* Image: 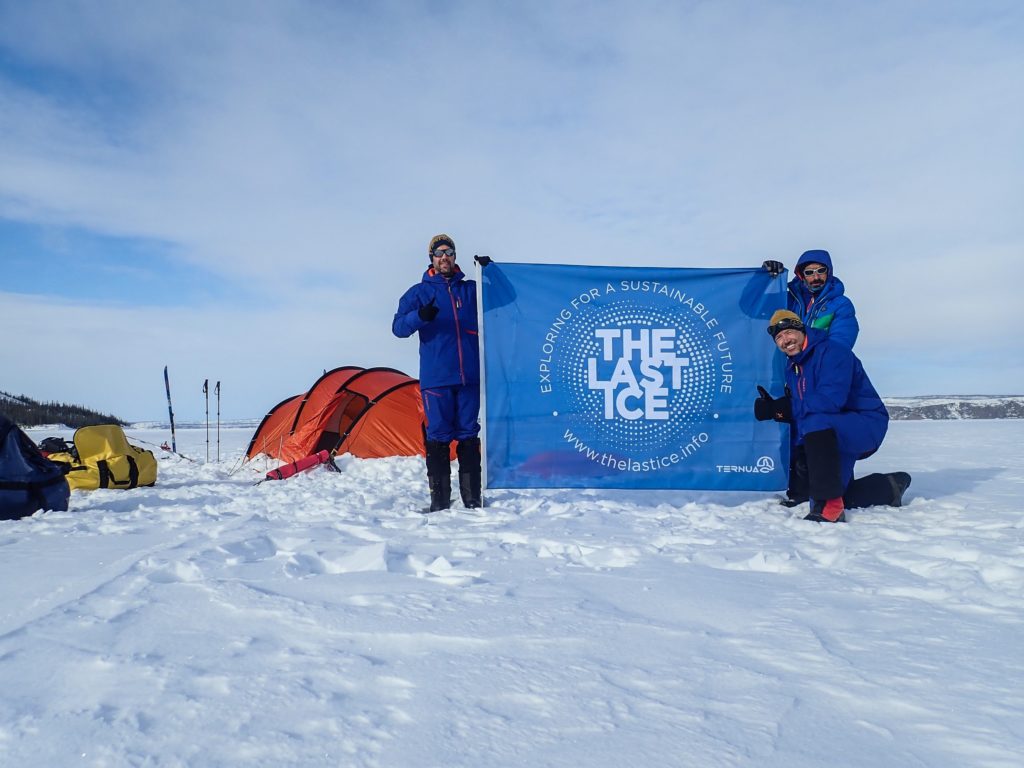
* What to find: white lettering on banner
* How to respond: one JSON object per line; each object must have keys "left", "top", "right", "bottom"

{"left": 539, "top": 308, "right": 574, "bottom": 392}
{"left": 569, "top": 288, "right": 601, "bottom": 309}
{"left": 713, "top": 330, "right": 733, "bottom": 394}
{"left": 563, "top": 428, "right": 710, "bottom": 471}
{"left": 529, "top": 275, "right": 743, "bottom": 480}
{"left": 716, "top": 456, "right": 775, "bottom": 473}
{"left": 587, "top": 328, "right": 689, "bottom": 419}
{"left": 618, "top": 281, "right": 721, "bottom": 330}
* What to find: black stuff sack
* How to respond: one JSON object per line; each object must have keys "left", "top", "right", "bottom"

{"left": 0, "top": 414, "right": 71, "bottom": 521}
{"left": 38, "top": 436, "right": 75, "bottom": 457}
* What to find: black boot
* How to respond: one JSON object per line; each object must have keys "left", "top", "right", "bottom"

{"left": 456, "top": 437, "right": 482, "bottom": 509}
{"left": 424, "top": 440, "right": 452, "bottom": 513}
{"left": 781, "top": 445, "right": 809, "bottom": 507}
{"left": 844, "top": 472, "right": 912, "bottom": 509}
{"left": 806, "top": 498, "right": 847, "bottom": 523}
{"left": 803, "top": 429, "right": 846, "bottom": 522}
{"left": 887, "top": 472, "right": 912, "bottom": 506}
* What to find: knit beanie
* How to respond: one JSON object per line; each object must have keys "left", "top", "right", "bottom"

{"left": 767, "top": 309, "right": 805, "bottom": 338}
{"left": 428, "top": 234, "right": 456, "bottom": 260}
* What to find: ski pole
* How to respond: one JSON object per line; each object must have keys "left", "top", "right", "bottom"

{"left": 203, "top": 378, "right": 210, "bottom": 461}
{"left": 215, "top": 380, "right": 221, "bottom": 463}
{"left": 163, "top": 366, "right": 178, "bottom": 453}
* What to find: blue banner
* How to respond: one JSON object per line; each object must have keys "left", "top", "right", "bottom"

{"left": 480, "top": 263, "right": 789, "bottom": 490}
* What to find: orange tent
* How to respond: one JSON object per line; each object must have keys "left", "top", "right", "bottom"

{"left": 246, "top": 367, "right": 427, "bottom": 464}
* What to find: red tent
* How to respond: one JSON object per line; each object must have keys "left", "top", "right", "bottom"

{"left": 246, "top": 367, "right": 427, "bottom": 464}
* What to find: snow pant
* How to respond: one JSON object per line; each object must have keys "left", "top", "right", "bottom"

{"left": 787, "top": 442, "right": 809, "bottom": 502}
{"left": 804, "top": 429, "right": 844, "bottom": 502}
{"left": 422, "top": 384, "right": 482, "bottom": 511}
{"left": 844, "top": 472, "right": 912, "bottom": 509}
{"left": 422, "top": 384, "right": 481, "bottom": 443}
{"left": 791, "top": 442, "right": 909, "bottom": 508}
{"left": 799, "top": 409, "right": 887, "bottom": 491}
{"left": 786, "top": 445, "right": 904, "bottom": 508}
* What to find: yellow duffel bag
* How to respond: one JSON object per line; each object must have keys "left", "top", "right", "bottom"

{"left": 48, "top": 425, "right": 157, "bottom": 491}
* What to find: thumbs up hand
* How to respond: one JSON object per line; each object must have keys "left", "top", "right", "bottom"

{"left": 418, "top": 297, "right": 439, "bottom": 322}
{"left": 754, "top": 385, "right": 792, "bottom": 423}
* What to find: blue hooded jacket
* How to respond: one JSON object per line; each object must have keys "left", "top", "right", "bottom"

{"left": 392, "top": 266, "right": 480, "bottom": 389}
{"left": 787, "top": 249, "right": 859, "bottom": 349}
{"left": 785, "top": 329, "right": 888, "bottom": 462}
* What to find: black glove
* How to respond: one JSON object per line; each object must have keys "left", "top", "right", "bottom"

{"left": 418, "top": 297, "right": 439, "bottom": 322}
{"left": 762, "top": 260, "right": 785, "bottom": 278}
{"left": 754, "top": 385, "right": 793, "bottom": 423}
{"left": 474, "top": 254, "right": 492, "bottom": 267}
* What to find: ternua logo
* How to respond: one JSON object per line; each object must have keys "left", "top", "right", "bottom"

{"left": 716, "top": 456, "right": 775, "bottom": 473}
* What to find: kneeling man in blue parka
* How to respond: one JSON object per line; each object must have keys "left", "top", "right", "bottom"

{"left": 755, "top": 310, "right": 911, "bottom": 523}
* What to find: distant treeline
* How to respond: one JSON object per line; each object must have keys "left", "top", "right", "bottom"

{"left": 0, "top": 390, "right": 127, "bottom": 428}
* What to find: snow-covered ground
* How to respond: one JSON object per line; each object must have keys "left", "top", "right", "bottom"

{"left": 3, "top": 421, "right": 1023, "bottom": 767}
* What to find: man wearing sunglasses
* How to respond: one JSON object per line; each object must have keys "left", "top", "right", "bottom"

{"left": 393, "top": 234, "right": 482, "bottom": 513}
{"left": 756, "top": 310, "right": 908, "bottom": 522}
{"left": 763, "top": 249, "right": 859, "bottom": 350}
{"left": 761, "top": 249, "right": 860, "bottom": 505}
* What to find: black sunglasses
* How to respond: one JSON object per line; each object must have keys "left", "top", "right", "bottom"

{"left": 432, "top": 247, "right": 455, "bottom": 259}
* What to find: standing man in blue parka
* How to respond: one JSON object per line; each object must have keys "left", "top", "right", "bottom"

{"left": 393, "top": 234, "right": 481, "bottom": 512}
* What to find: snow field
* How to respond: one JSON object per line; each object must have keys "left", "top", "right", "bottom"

{"left": 0, "top": 421, "right": 1021, "bottom": 767}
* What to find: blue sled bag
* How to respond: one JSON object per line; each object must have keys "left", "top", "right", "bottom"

{"left": 0, "top": 414, "right": 71, "bottom": 521}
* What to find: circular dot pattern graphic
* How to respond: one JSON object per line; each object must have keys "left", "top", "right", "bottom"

{"left": 554, "top": 299, "right": 717, "bottom": 455}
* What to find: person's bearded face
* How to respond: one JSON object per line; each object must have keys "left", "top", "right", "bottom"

{"left": 802, "top": 263, "right": 828, "bottom": 293}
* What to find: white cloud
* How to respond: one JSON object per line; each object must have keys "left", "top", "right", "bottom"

{"left": 0, "top": 291, "right": 420, "bottom": 421}
{"left": 1, "top": 0, "right": 1022, "bottom": 409}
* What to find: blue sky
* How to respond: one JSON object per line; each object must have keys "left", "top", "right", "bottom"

{"left": 1, "top": 0, "right": 1022, "bottom": 420}
{"left": 0, "top": 219, "right": 236, "bottom": 305}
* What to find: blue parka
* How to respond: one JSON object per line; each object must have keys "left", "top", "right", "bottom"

{"left": 392, "top": 266, "right": 480, "bottom": 389}
{"left": 788, "top": 249, "right": 859, "bottom": 349}
{"left": 785, "top": 328, "right": 888, "bottom": 486}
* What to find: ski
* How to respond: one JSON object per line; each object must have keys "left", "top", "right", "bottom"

{"left": 163, "top": 366, "right": 178, "bottom": 453}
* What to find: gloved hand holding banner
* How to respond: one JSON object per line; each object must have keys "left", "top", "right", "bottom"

{"left": 479, "top": 262, "right": 789, "bottom": 490}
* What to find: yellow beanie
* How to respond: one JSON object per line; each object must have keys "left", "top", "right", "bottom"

{"left": 428, "top": 233, "right": 455, "bottom": 258}
{"left": 767, "top": 309, "right": 804, "bottom": 338}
